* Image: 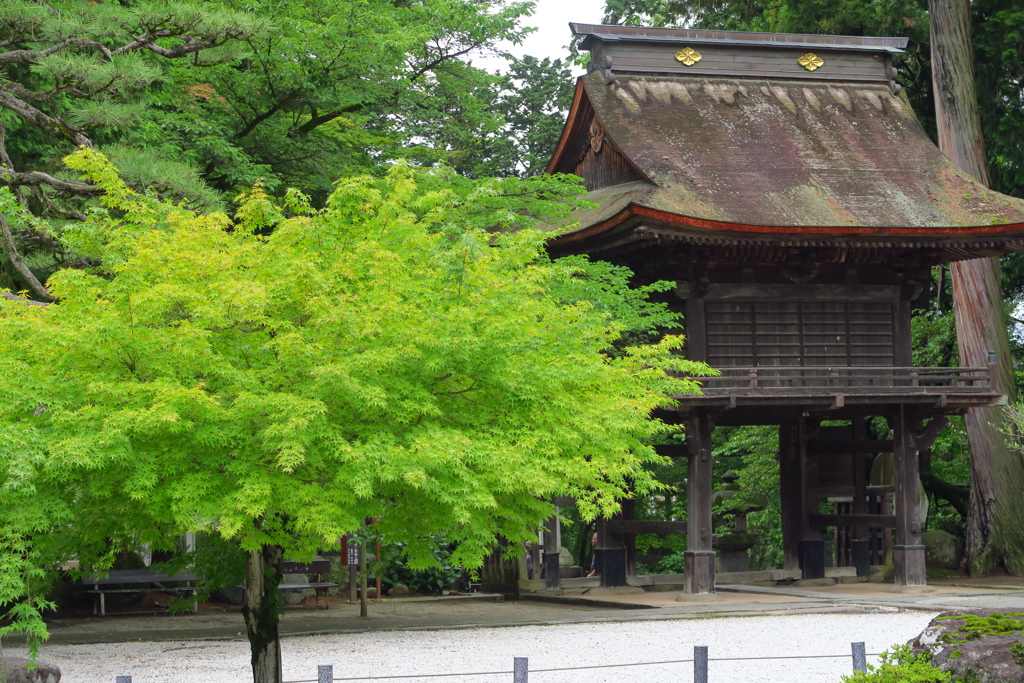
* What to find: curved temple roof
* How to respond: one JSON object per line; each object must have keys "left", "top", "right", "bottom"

{"left": 546, "top": 26, "right": 1024, "bottom": 260}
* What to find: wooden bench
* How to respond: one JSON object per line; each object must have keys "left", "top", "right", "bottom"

{"left": 82, "top": 569, "right": 200, "bottom": 616}
{"left": 278, "top": 560, "right": 338, "bottom": 610}
{"left": 84, "top": 560, "right": 338, "bottom": 615}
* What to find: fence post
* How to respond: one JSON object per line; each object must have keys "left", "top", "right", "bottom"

{"left": 115, "top": 677, "right": 131, "bottom": 683}
{"left": 319, "top": 664, "right": 333, "bottom": 683}
{"left": 851, "top": 642, "right": 867, "bottom": 672}
{"left": 694, "top": 645, "right": 708, "bottom": 683}
{"left": 513, "top": 656, "right": 528, "bottom": 683}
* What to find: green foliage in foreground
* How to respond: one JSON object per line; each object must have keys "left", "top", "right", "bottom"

{"left": 0, "top": 150, "right": 713, "bottom": 650}
{"left": 842, "top": 646, "right": 950, "bottom": 683}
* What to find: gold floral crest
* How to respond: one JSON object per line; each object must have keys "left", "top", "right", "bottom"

{"left": 798, "top": 53, "right": 824, "bottom": 71}
{"left": 675, "top": 47, "right": 702, "bottom": 66}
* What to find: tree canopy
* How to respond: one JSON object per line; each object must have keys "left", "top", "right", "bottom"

{"left": 0, "top": 149, "right": 711, "bottom": 680}
{"left": 0, "top": 0, "right": 554, "bottom": 297}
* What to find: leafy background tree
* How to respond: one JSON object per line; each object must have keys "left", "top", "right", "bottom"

{"left": 471, "top": 56, "right": 575, "bottom": 178}
{"left": 0, "top": 0, "right": 559, "bottom": 296}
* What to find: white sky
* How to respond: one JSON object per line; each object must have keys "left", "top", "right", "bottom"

{"left": 475, "top": 0, "right": 608, "bottom": 74}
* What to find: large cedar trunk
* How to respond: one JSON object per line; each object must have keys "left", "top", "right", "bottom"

{"left": 931, "top": 0, "right": 1024, "bottom": 575}
{"left": 244, "top": 545, "right": 285, "bottom": 683}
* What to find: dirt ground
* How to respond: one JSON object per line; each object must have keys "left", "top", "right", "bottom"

{"left": 26, "top": 569, "right": 1024, "bottom": 646}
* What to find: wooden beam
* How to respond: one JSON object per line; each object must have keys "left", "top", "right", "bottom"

{"left": 701, "top": 283, "right": 899, "bottom": 302}
{"left": 807, "top": 440, "right": 893, "bottom": 455}
{"left": 809, "top": 513, "right": 897, "bottom": 528}
{"left": 654, "top": 444, "right": 689, "bottom": 458}
{"left": 607, "top": 520, "right": 687, "bottom": 535}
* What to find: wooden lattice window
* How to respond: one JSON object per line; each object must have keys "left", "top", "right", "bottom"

{"left": 705, "top": 301, "right": 894, "bottom": 367}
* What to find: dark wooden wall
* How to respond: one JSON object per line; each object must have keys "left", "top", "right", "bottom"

{"left": 705, "top": 300, "right": 895, "bottom": 367}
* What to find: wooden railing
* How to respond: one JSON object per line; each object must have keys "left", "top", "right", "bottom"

{"left": 686, "top": 366, "right": 991, "bottom": 394}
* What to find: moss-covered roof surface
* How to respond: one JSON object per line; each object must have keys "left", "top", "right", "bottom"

{"left": 549, "top": 72, "right": 1024, "bottom": 243}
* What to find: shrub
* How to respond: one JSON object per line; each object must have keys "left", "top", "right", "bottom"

{"left": 376, "top": 539, "right": 461, "bottom": 596}
{"left": 841, "top": 646, "right": 950, "bottom": 683}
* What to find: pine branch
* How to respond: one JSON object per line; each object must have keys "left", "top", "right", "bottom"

{"left": 32, "top": 186, "right": 87, "bottom": 222}
{"left": 115, "top": 28, "right": 252, "bottom": 60}
{"left": 0, "top": 212, "right": 52, "bottom": 302}
{"left": 0, "top": 38, "right": 112, "bottom": 65}
{"left": 0, "top": 88, "right": 92, "bottom": 147}
{"left": 4, "top": 170, "right": 100, "bottom": 197}
{"left": 0, "top": 120, "right": 98, "bottom": 198}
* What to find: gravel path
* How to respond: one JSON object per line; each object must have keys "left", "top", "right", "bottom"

{"left": 11, "top": 611, "right": 937, "bottom": 683}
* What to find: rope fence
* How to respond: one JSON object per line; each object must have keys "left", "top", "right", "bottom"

{"left": 112, "top": 642, "right": 875, "bottom": 682}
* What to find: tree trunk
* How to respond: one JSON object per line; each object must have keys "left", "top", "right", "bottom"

{"left": 243, "top": 545, "right": 284, "bottom": 683}
{"left": 931, "top": 0, "right": 1024, "bottom": 576}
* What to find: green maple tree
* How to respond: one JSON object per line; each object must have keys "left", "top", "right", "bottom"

{"left": 0, "top": 149, "right": 711, "bottom": 682}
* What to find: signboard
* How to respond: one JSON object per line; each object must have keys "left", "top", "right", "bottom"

{"left": 346, "top": 543, "right": 360, "bottom": 567}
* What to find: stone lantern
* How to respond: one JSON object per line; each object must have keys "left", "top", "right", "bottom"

{"left": 712, "top": 471, "right": 768, "bottom": 573}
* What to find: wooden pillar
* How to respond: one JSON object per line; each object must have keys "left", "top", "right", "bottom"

{"left": 893, "top": 407, "right": 926, "bottom": 586}
{"left": 798, "top": 416, "right": 825, "bottom": 579}
{"left": 595, "top": 517, "right": 626, "bottom": 587}
{"left": 685, "top": 412, "right": 715, "bottom": 594}
{"left": 851, "top": 418, "right": 871, "bottom": 577}
{"left": 778, "top": 421, "right": 802, "bottom": 571}
{"left": 543, "top": 514, "right": 560, "bottom": 590}
{"left": 620, "top": 498, "right": 637, "bottom": 578}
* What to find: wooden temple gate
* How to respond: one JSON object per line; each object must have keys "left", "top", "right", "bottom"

{"left": 540, "top": 23, "right": 1024, "bottom": 593}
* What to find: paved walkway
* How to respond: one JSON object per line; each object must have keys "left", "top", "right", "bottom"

{"left": 25, "top": 575, "right": 1024, "bottom": 645}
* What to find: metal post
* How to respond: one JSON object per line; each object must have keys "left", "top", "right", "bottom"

{"left": 852, "top": 642, "right": 867, "bottom": 672}
{"left": 694, "top": 645, "right": 708, "bottom": 683}
{"left": 115, "top": 677, "right": 132, "bottom": 683}
{"left": 513, "top": 656, "right": 528, "bottom": 683}
{"left": 318, "top": 664, "right": 333, "bottom": 683}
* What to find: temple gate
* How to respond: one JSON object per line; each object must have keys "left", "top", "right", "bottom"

{"left": 544, "top": 24, "right": 1024, "bottom": 593}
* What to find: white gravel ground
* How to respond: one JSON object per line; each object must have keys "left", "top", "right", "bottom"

{"left": 12, "top": 612, "right": 937, "bottom": 683}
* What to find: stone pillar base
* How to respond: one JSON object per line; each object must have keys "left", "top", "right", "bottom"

{"left": 684, "top": 550, "right": 716, "bottom": 594}
{"left": 893, "top": 545, "right": 926, "bottom": 587}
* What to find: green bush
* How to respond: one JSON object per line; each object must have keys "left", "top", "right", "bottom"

{"left": 842, "top": 646, "right": 950, "bottom": 683}
{"left": 376, "top": 539, "right": 461, "bottom": 596}
{"left": 636, "top": 550, "right": 687, "bottom": 575}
